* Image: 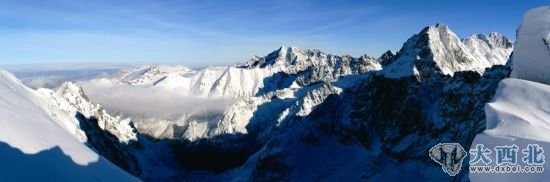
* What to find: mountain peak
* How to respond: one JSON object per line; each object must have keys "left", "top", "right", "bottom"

{"left": 238, "top": 46, "right": 316, "bottom": 69}
{"left": 57, "top": 82, "right": 85, "bottom": 95}
{"left": 378, "top": 50, "right": 396, "bottom": 66}
{"left": 434, "top": 23, "right": 449, "bottom": 29}
{"left": 420, "top": 23, "right": 452, "bottom": 36}
{"left": 487, "top": 32, "right": 513, "bottom": 48}
{"left": 381, "top": 23, "right": 511, "bottom": 79}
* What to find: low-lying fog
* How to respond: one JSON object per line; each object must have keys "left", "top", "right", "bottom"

{"left": 79, "top": 80, "right": 234, "bottom": 120}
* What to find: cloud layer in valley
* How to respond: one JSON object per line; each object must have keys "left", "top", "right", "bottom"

{"left": 79, "top": 80, "right": 234, "bottom": 119}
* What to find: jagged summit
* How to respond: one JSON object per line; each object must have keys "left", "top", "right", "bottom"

{"left": 56, "top": 82, "right": 90, "bottom": 101}
{"left": 238, "top": 45, "right": 320, "bottom": 69}
{"left": 464, "top": 32, "right": 513, "bottom": 49}
{"left": 377, "top": 50, "right": 396, "bottom": 66}
{"left": 488, "top": 32, "right": 513, "bottom": 48}
{"left": 381, "top": 23, "right": 512, "bottom": 79}
{"left": 238, "top": 46, "right": 381, "bottom": 72}
{"left": 39, "top": 81, "right": 138, "bottom": 144}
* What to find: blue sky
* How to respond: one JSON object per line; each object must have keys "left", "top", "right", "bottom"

{"left": 0, "top": 0, "right": 547, "bottom": 67}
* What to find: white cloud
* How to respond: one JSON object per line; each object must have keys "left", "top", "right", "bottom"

{"left": 79, "top": 80, "right": 234, "bottom": 119}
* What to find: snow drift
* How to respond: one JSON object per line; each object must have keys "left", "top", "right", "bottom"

{"left": 511, "top": 6, "right": 550, "bottom": 84}
{"left": 484, "top": 79, "right": 550, "bottom": 141}
{"left": 471, "top": 79, "right": 550, "bottom": 181}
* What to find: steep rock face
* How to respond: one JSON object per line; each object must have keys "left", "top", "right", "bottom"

{"left": 76, "top": 113, "right": 143, "bottom": 176}
{"left": 377, "top": 50, "right": 397, "bottom": 66}
{"left": 39, "top": 82, "right": 138, "bottom": 143}
{"left": 38, "top": 82, "right": 143, "bottom": 176}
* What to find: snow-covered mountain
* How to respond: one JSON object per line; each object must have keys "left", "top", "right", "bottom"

{"left": 105, "top": 64, "right": 271, "bottom": 98}
{"left": 204, "top": 24, "right": 513, "bottom": 181}
{"left": 0, "top": 69, "right": 137, "bottom": 181}
{"left": 202, "top": 23, "right": 513, "bottom": 141}
{"left": 99, "top": 45, "right": 382, "bottom": 99}
{"left": 381, "top": 23, "right": 512, "bottom": 78}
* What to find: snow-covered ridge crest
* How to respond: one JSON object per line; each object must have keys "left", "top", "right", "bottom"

{"left": 38, "top": 82, "right": 138, "bottom": 143}
{"left": 463, "top": 32, "right": 513, "bottom": 66}
{"left": 382, "top": 23, "right": 513, "bottom": 78}
{"left": 240, "top": 45, "right": 382, "bottom": 74}
{"left": 118, "top": 64, "right": 194, "bottom": 85}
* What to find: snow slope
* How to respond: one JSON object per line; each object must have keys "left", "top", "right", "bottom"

{"left": 0, "top": 69, "right": 136, "bottom": 181}
{"left": 511, "top": 6, "right": 550, "bottom": 84}
{"left": 470, "top": 79, "right": 550, "bottom": 181}
{"left": 484, "top": 79, "right": 550, "bottom": 141}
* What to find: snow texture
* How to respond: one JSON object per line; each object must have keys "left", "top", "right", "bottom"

{"left": 511, "top": 6, "right": 550, "bottom": 84}
{"left": 471, "top": 79, "right": 550, "bottom": 181}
